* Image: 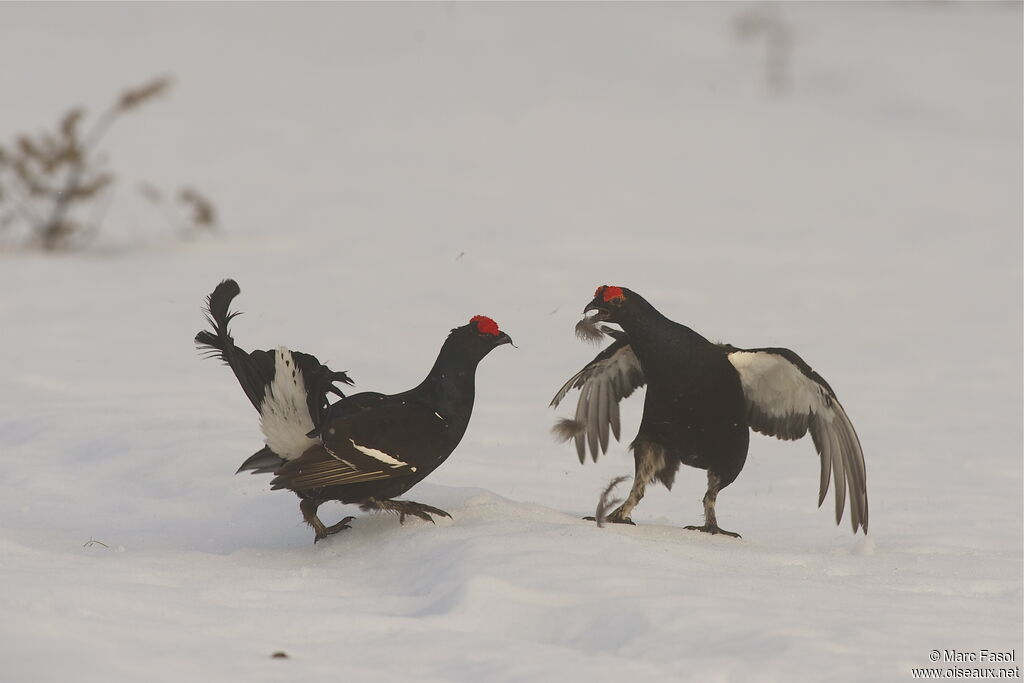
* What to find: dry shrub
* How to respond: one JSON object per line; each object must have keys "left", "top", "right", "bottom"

{"left": 0, "top": 76, "right": 218, "bottom": 251}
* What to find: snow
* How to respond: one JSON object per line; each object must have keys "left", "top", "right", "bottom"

{"left": 0, "top": 2, "right": 1021, "bottom": 681}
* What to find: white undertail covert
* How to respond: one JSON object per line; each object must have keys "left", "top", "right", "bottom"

{"left": 259, "top": 347, "right": 317, "bottom": 460}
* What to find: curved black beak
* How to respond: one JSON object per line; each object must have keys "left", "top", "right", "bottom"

{"left": 496, "top": 331, "right": 516, "bottom": 348}
{"left": 583, "top": 299, "right": 612, "bottom": 322}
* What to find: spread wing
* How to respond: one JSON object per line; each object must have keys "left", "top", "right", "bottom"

{"left": 725, "top": 345, "right": 868, "bottom": 533}
{"left": 550, "top": 332, "right": 646, "bottom": 463}
{"left": 270, "top": 400, "right": 444, "bottom": 492}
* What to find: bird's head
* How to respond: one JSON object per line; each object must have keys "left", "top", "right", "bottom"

{"left": 584, "top": 285, "right": 632, "bottom": 325}
{"left": 447, "top": 315, "right": 515, "bottom": 360}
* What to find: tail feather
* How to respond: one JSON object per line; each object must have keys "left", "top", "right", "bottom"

{"left": 195, "top": 278, "right": 357, "bottom": 465}
{"left": 195, "top": 279, "right": 275, "bottom": 412}
{"left": 236, "top": 446, "right": 284, "bottom": 475}
{"left": 288, "top": 351, "right": 355, "bottom": 430}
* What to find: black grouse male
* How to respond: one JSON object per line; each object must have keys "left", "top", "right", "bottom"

{"left": 551, "top": 285, "right": 867, "bottom": 537}
{"left": 196, "top": 279, "right": 513, "bottom": 542}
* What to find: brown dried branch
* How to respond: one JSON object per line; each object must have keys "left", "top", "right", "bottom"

{"left": 118, "top": 76, "right": 173, "bottom": 112}
{"left": 17, "top": 136, "right": 40, "bottom": 161}
{"left": 732, "top": 6, "right": 793, "bottom": 96}
{"left": 0, "top": 74, "right": 215, "bottom": 251}
{"left": 12, "top": 158, "right": 51, "bottom": 197}
{"left": 73, "top": 172, "right": 114, "bottom": 200}
{"left": 178, "top": 187, "right": 216, "bottom": 229}
{"left": 60, "top": 108, "right": 84, "bottom": 141}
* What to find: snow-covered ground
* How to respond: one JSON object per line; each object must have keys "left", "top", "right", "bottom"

{"left": 1, "top": 3, "right": 1021, "bottom": 681}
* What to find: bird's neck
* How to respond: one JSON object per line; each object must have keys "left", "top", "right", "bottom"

{"left": 618, "top": 300, "right": 709, "bottom": 361}
{"left": 412, "top": 343, "right": 479, "bottom": 425}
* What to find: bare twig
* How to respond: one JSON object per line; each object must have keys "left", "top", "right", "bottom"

{"left": 1, "top": 75, "right": 175, "bottom": 250}
{"left": 733, "top": 6, "right": 793, "bottom": 96}
{"left": 178, "top": 187, "right": 217, "bottom": 232}
{"left": 118, "top": 76, "right": 172, "bottom": 112}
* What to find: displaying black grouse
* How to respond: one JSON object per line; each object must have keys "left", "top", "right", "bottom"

{"left": 551, "top": 286, "right": 867, "bottom": 537}
{"left": 196, "top": 279, "right": 513, "bottom": 542}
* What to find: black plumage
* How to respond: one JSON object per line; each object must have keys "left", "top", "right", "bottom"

{"left": 551, "top": 286, "right": 868, "bottom": 537}
{"left": 196, "top": 279, "right": 512, "bottom": 542}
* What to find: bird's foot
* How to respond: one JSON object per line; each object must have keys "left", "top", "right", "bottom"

{"left": 683, "top": 523, "right": 741, "bottom": 538}
{"left": 312, "top": 516, "right": 356, "bottom": 543}
{"left": 584, "top": 512, "right": 636, "bottom": 526}
{"left": 396, "top": 502, "right": 452, "bottom": 525}
{"left": 362, "top": 498, "right": 452, "bottom": 525}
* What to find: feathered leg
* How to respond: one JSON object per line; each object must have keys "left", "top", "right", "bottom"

{"left": 587, "top": 442, "right": 664, "bottom": 525}
{"left": 300, "top": 498, "right": 354, "bottom": 543}
{"left": 684, "top": 471, "right": 741, "bottom": 538}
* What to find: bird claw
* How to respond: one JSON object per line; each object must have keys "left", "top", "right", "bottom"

{"left": 584, "top": 514, "right": 635, "bottom": 526}
{"left": 417, "top": 505, "right": 452, "bottom": 524}
{"left": 394, "top": 503, "right": 451, "bottom": 525}
{"left": 313, "top": 516, "right": 356, "bottom": 543}
{"left": 683, "top": 523, "right": 741, "bottom": 538}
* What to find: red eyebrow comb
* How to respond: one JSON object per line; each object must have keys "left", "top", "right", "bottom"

{"left": 470, "top": 315, "right": 500, "bottom": 336}
{"left": 595, "top": 286, "right": 625, "bottom": 302}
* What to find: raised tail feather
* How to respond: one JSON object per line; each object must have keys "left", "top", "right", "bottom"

{"left": 195, "top": 279, "right": 275, "bottom": 412}
{"left": 195, "top": 278, "right": 355, "bottom": 433}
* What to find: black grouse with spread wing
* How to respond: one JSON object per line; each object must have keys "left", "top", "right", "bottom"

{"left": 551, "top": 285, "right": 867, "bottom": 537}
{"left": 196, "top": 279, "right": 512, "bottom": 542}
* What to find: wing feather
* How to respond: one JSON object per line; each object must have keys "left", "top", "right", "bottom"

{"left": 609, "top": 394, "right": 621, "bottom": 442}
{"left": 270, "top": 439, "right": 416, "bottom": 491}
{"left": 572, "top": 387, "right": 588, "bottom": 463}
{"left": 728, "top": 347, "right": 868, "bottom": 533}
{"left": 551, "top": 335, "right": 646, "bottom": 462}
{"left": 269, "top": 401, "right": 435, "bottom": 492}
{"left": 827, "top": 426, "right": 847, "bottom": 526}
{"left": 271, "top": 454, "right": 392, "bottom": 490}
{"left": 596, "top": 380, "right": 610, "bottom": 453}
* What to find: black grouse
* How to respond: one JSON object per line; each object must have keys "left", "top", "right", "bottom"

{"left": 196, "top": 279, "right": 513, "bottom": 542}
{"left": 551, "top": 285, "right": 867, "bottom": 537}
